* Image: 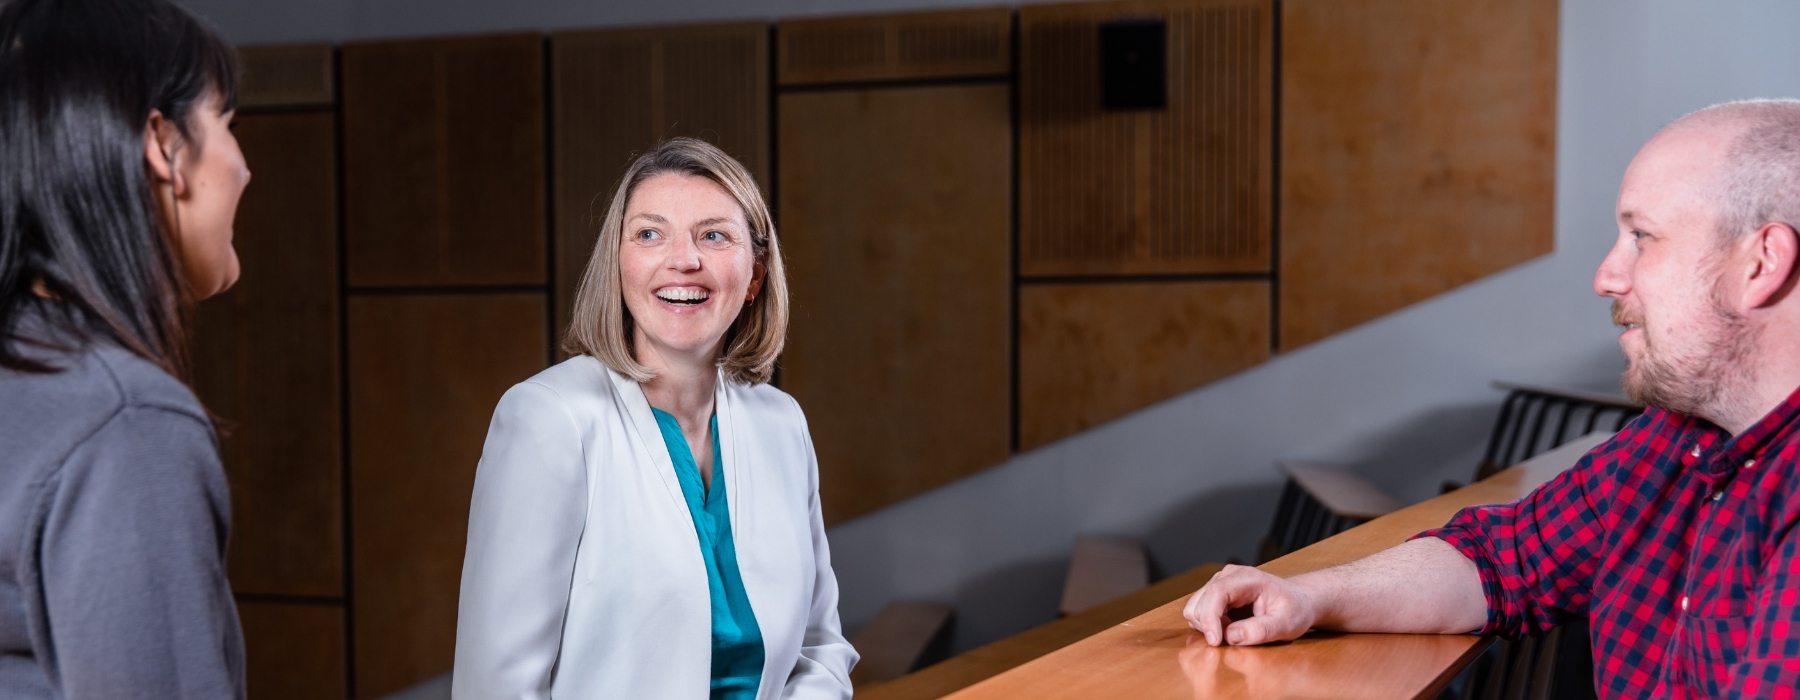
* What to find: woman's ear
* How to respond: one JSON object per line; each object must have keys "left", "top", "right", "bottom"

{"left": 747, "top": 257, "right": 766, "bottom": 302}
{"left": 142, "top": 109, "right": 186, "bottom": 197}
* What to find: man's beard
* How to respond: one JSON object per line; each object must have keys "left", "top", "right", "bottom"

{"left": 1614, "top": 284, "right": 1757, "bottom": 417}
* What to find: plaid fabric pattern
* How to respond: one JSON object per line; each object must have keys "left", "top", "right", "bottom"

{"left": 1417, "top": 385, "right": 1800, "bottom": 699}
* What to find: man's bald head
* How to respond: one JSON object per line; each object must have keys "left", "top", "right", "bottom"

{"left": 1662, "top": 99, "right": 1800, "bottom": 246}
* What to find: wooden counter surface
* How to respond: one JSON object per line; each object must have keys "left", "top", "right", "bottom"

{"left": 939, "top": 431, "right": 1610, "bottom": 700}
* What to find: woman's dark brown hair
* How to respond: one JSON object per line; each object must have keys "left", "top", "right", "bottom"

{"left": 0, "top": 0, "right": 240, "bottom": 378}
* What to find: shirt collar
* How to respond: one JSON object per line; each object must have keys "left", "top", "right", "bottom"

{"left": 1665, "top": 382, "right": 1800, "bottom": 481}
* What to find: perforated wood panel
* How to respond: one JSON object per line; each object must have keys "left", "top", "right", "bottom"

{"left": 190, "top": 112, "right": 342, "bottom": 598}
{"left": 238, "top": 44, "right": 335, "bottom": 108}
{"left": 778, "top": 7, "right": 1011, "bottom": 85}
{"left": 1018, "top": 281, "right": 1269, "bottom": 450}
{"left": 779, "top": 84, "right": 1011, "bottom": 524}
{"left": 237, "top": 601, "right": 346, "bottom": 700}
{"left": 342, "top": 34, "right": 545, "bottom": 287}
{"left": 1019, "top": 0, "right": 1272, "bottom": 277}
{"left": 552, "top": 23, "right": 768, "bottom": 337}
{"left": 348, "top": 294, "right": 547, "bottom": 697}
{"left": 1278, "top": 0, "right": 1556, "bottom": 351}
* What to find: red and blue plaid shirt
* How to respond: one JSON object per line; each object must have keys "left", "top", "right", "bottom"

{"left": 1419, "top": 384, "right": 1800, "bottom": 699}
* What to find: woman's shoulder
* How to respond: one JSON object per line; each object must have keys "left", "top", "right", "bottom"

{"left": 496, "top": 354, "right": 625, "bottom": 420}
{"left": 0, "top": 342, "right": 215, "bottom": 504}
{"left": 724, "top": 379, "right": 808, "bottom": 432}
{"left": 727, "top": 379, "right": 806, "bottom": 417}
{"left": 5, "top": 340, "right": 208, "bottom": 432}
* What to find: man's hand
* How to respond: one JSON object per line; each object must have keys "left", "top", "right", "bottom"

{"left": 1183, "top": 564, "right": 1320, "bottom": 646}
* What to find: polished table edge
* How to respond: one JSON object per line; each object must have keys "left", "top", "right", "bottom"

{"left": 856, "top": 562, "right": 1229, "bottom": 700}
{"left": 928, "top": 433, "right": 1609, "bottom": 699}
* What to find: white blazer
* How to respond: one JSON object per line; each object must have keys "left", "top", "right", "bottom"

{"left": 453, "top": 356, "right": 858, "bottom": 699}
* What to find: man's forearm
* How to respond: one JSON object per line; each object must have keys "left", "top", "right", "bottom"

{"left": 1291, "top": 537, "right": 1488, "bottom": 635}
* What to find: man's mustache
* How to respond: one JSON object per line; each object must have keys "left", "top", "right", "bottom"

{"left": 1611, "top": 300, "right": 1643, "bottom": 328}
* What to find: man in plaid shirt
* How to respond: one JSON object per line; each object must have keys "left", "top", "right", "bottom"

{"left": 1183, "top": 99, "right": 1800, "bottom": 698}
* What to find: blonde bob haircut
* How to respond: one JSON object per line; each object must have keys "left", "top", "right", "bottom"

{"left": 563, "top": 137, "right": 787, "bottom": 385}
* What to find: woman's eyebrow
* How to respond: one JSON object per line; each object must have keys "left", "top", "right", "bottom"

{"left": 631, "top": 213, "right": 670, "bottom": 225}
{"left": 692, "top": 216, "right": 737, "bottom": 228}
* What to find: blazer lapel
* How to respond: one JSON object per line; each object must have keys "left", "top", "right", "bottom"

{"left": 715, "top": 369, "right": 745, "bottom": 536}
{"left": 607, "top": 368, "right": 688, "bottom": 510}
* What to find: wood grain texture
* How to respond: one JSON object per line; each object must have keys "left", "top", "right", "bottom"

{"left": 1018, "top": 281, "right": 1269, "bottom": 451}
{"left": 1277, "top": 0, "right": 1557, "bottom": 351}
{"left": 191, "top": 112, "right": 342, "bottom": 597}
{"left": 859, "top": 564, "right": 1225, "bottom": 700}
{"left": 342, "top": 34, "right": 546, "bottom": 287}
{"left": 238, "top": 44, "right": 335, "bottom": 108}
{"left": 939, "top": 433, "right": 1607, "bottom": 700}
{"left": 1019, "top": 0, "right": 1272, "bottom": 277}
{"left": 347, "top": 294, "right": 548, "bottom": 697}
{"left": 777, "top": 7, "right": 1011, "bottom": 85}
{"left": 551, "top": 23, "right": 769, "bottom": 339}
{"left": 237, "top": 601, "right": 346, "bottom": 700}
{"left": 778, "top": 84, "right": 1011, "bottom": 524}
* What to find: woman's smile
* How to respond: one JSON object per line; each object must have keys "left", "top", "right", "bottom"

{"left": 653, "top": 284, "right": 713, "bottom": 308}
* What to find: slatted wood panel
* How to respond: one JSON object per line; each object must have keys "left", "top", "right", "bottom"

{"left": 1018, "top": 281, "right": 1269, "bottom": 450}
{"left": 779, "top": 84, "right": 1011, "bottom": 524}
{"left": 778, "top": 7, "right": 1011, "bottom": 85}
{"left": 348, "top": 294, "right": 547, "bottom": 697}
{"left": 1278, "top": 0, "right": 1557, "bottom": 351}
{"left": 342, "top": 34, "right": 546, "bottom": 287}
{"left": 191, "top": 111, "right": 342, "bottom": 597}
{"left": 238, "top": 601, "right": 346, "bottom": 700}
{"left": 238, "top": 44, "right": 335, "bottom": 108}
{"left": 551, "top": 23, "right": 769, "bottom": 338}
{"left": 1019, "top": 0, "right": 1272, "bottom": 277}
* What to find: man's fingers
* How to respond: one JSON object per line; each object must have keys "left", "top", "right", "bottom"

{"left": 1225, "top": 617, "right": 1261, "bottom": 645}
{"left": 1185, "top": 566, "right": 1263, "bottom": 645}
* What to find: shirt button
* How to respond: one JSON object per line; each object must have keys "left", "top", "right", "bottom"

{"left": 1691, "top": 445, "right": 1703, "bottom": 458}
{"left": 1681, "top": 596, "right": 1690, "bottom": 611}
{"left": 1711, "top": 490, "right": 1725, "bottom": 502}
{"left": 1746, "top": 459, "right": 1756, "bottom": 469}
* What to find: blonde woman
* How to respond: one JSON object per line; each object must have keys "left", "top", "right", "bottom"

{"left": 453, "top": 138, "right": 856, "bottom": 699}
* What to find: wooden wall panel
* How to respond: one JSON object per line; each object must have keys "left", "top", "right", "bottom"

{"left": 551, "top": 23, "right": 768, "bottom": 337}
{"left": 238, "top": 602, "right": 346, "bottom": 700}
{"left": 342, "top": 35, "right": 545, "bottom": 287}
{"left": 1278, "top": 0, "right": 1556, "bottom": 351}
{"left": 191, "top": 112, "right": 341, "bottom": 597}
{"left": 1019, "top": 0, "right": 1272, "bottom": 277}
{"left": 347, "top": 294, "right": 547, "bottom": 697}
{"left": 1018, "top": 281, "right": 1269, "bottom": 450}
{"left": 779, "top": 85, "right": 1011, "bottom": 524}
{"left": 777, "top": 7, "right": 1011, "bottom": 85}
{"left": 238, "top": 44, "right": 335, "bottom": 108}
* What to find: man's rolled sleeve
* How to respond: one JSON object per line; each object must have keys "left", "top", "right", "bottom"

{"left": 1412, "top": 454, "right": 1609, "bottom": 639}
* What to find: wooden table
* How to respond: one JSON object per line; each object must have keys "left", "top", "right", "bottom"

{"left": 937, "top": 431, "right": 1611, "bottom": 700}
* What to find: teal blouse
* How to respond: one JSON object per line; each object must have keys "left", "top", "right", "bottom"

{"left": 651, "top": 409, "right": 765, "bottom": 700}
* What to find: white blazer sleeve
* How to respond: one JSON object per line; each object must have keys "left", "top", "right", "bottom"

{"left": 782, "top": 416, "right": 859, "bottom": 699}
{"left": 454, "top": 381, "right": 589, "bottom": 700}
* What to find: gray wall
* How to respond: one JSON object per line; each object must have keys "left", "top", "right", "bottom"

{"left": 187, "top": 0, "right": 1800, "bottom": 653}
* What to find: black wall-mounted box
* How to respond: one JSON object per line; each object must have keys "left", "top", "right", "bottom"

{"left": 1100, "top": 17, "right": 1167, "bottom": 111}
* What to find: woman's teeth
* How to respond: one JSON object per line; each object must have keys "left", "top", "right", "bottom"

{"left": 655, "top": 288, "right": 710, "bottom": 305}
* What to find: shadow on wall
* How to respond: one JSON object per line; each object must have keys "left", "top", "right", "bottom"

{"left": 1143, "top": 481, "right": 1284, "bottom": 578}
{"left": 1333, "top": 401, "right": 1503, "bottom": 505}
{"left": 947, "top": 556, "right": 1069, "bottom": 652}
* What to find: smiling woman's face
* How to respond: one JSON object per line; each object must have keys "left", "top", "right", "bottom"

{"left": 618, "top": 172, "right": 765, "bottom": 368}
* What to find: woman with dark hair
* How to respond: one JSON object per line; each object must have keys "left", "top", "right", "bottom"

{"left": 0, "top": 0, "right": 250, "bottom": 696}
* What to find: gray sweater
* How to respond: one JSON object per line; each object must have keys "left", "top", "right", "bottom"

{"left": 0, "top": 315, "right": 245, "bottom": 698}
